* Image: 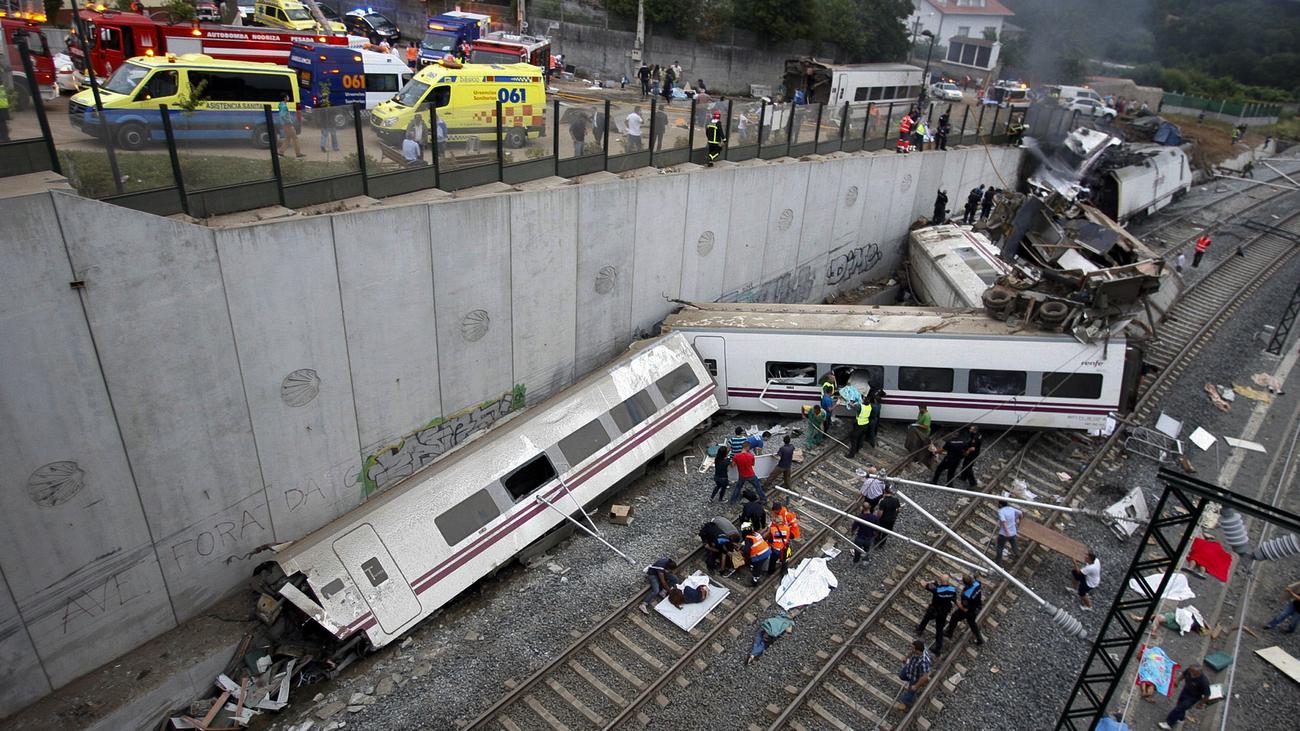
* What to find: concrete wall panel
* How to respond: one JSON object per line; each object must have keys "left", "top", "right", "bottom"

{"left": 510, "top": 188, "right": 578, "bottom": 402}
{"left": 912, "top": 151, "right": 948, "bottom": 223}
{"left": 430, "top": 196, "right": 514, "bottom": 412}
{"left": 816, "top": 156, "right": 875, "bottom": 299}
{"left": 0, "top": 581, "right": 49, "bottom": 712}
{"left": 721, "top": 166, "right": 773, "bottom": 297}
{"left": 334, "top": 206, "right": 441, "bottom": 455}
{"left": 577, "top": 180, "right": 636, "bottom": 372}
{"left": 216, "top": 219, "right": 363, "bottom": 540}
{"left": 53, "top": 193, "right": 269, "bottom": 620}
{"left": 760, "top": 162, "right": 810, "bottom": 281}
{"left": 677, "top": 170, "right": 732, "bottom": 302}
{"left": 629, "top": 174, "right": 688, "bottom": 334}
{"left": 883, "top": 153, "right": 926, "bottom": 267}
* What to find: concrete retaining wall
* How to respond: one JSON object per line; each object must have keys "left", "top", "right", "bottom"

{"left": 0, "top": 145, "right": 1022, "bottom": 718}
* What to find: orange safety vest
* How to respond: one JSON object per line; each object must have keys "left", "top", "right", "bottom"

{"left": 1196, "top": 235, "right": 1212, "bottom": 253}
{"left": 900, "top": 115, "right": 913, "bottom": 135}
{"left": 747, "top": 532, "right": 771, "bottom": 558}
{"left": 776, "top": 507, "right": 802, "bottom": 540}
{"left": 770, "top": 519, "right": 790, "bottom": 551}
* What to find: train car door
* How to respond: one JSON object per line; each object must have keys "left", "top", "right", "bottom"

{"left": 692, "top": 336, "right": 727, "bottom": 406}
{"left": 332, "top": 524, "right": 422, "bottom": 634}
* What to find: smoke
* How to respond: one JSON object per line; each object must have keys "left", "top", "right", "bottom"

{"left": 1001, "top": 0, "right": 1156, "bottom": 82}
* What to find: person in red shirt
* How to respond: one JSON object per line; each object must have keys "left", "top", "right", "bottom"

{"left": 1193, "top": 234, "right": 1212, "bottom": 268}
{"left": 728, "top": 442, "right": 765, "bottom": 504}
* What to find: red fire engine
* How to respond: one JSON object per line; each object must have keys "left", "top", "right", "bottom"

{"left": 466, "top": 31, "right": 550, "bottom": 69}
{"left": 68, "top": 8, "right": 349, "bottom": 80}
{"left": 1, "top": 11, "right": 56, "bottom": 106}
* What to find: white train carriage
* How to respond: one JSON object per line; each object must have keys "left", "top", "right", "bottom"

{"left": 1099, "top": 146, "right": 1192, "bottom": 223}
{"left": 266, "top": 333, "right": 718, "bottom": 649}
{"left": 664, "top": 303, "right": 1137, "bottom": 431}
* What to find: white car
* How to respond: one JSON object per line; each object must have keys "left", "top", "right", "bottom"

{"left": 929, "top": 82, "right": 964, "bottom": 102}
{"left": 1067, "top": 98, "right": 1117, "bottom": 120}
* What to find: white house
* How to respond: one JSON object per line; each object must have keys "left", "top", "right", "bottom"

{"left": 906, "top": 0, "right": 1015, "bottom": 72}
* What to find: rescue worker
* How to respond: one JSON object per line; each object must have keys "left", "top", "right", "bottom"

{"left": 737, "top": 489, "right": 767, "bottom": 531}
{"left": 705, "top": 110, "right": 727, "bottom": 166}
{"left": 936, "top": 111, "right": 951, "bottom": 151}
{"left": 405, "top": 41, "right": 418, "bottom": 66}
{"left": 0, "top": 81, "right": 10, "bottom": 143}
{"left": 916, "top": 575, "right": 958, "bottom": 655}
{"left": 819, "top": 373, "right": 838, "bottom": 433}
{"left": 864, "top": 388, "right": 884, "bottom": 449}
{"left": 958, "top": 425, "right": 982, "bottom": 487}
{"left": 847, "top": 397, "right": 873, "bottom": 459}
{"left": 1007, "top": 114, "right": 1027, "bottom": 146}
{"left": 767, "top": 503, "right": 801, "bottom": 576}
{"left": 742, "top": 523, "right": 772, "bottom": 586}
{"left": 965, "top": 185, "right": 982, "bottom": 226}
{"left": 1193, "top": 233, "right": 1212, "bottom": 268}
{"left": 897, "top": 110, "right": 913, "bottom": 153}
{"left": 980, "top": 186, "right": 997, "bottom": 219}
{"left": 698, "top": 517, "right": 738, "bottom": 574}
{"left": 912, "top": 114, "right": 927, "bottom": 152}
{"left": 945, "top": 574, "right": 984, "bottom": 645}
{"left": 932, "top": 433, "right": 967, "bottom": 486}
{"left": 932, "top": 189, "right": 948, "bottom": 224}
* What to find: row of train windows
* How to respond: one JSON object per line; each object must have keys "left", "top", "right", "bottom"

{"left": 765, "top": 362, "right": 1104, "bottom": 400}
{"left": 432, "top": 363, "right": 701, "bottom": 547}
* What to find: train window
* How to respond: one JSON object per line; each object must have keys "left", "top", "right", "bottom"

{"left": 832, "top": 365, "right": 884, "bottom": 392}
{"left": 320, "top": 578, "right": 344, "bottom": 600}
{"left": 435, "top": 489, "right": 501, "bottom": 546}
{"left": 702, "top": 359, "right": 718, "bottom": 377}
{"left": 766, "top": 362, "right": 816, "bottom": 385}
{"left": 360, "top": 557, "right": 389, "bottom": 587}
{"left": 1042, "top": 372, "right": 1104, "bottom": 400}
{"left": 898, "top": 366, "right": 955, "bottom": 392}
{"left": 608, "top": 388, "right": 659, "bottom": 434}
{"left": 657, "top": 363, "right": 700, "bottom": 403}
{"left": 503, "top": 454, "right": 558, "bottom": 501}
{"left": 968, "top": 369, "right": 1027, "bottom": 396}
{"left": 558, "top": 418, "right": 611, "bottom": 467}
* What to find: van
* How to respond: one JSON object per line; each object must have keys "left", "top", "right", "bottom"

{"left": 67, "top": 53, "right": 300, "bottom": 150}
{"left": 289, "top": 42, "right": 413, "bottom": 127}
{"left": 254, "top": 0, "right": 345, "bottom": 33}
{"left": 369, "top": 57, "right": 545, "bottom": 149}
{"left": 1058, "top": 85, "right": 1102, "bottom": 106}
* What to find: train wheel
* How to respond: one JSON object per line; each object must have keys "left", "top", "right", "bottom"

{"left": 982, "top": 287, "right": 1014, "bottom": 319}
{"left": 1038, "top": 300, "right": 1070, "bottom": 325}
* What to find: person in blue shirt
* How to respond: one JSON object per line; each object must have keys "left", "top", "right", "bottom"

{"left": 277, "top": 94, "right": 304, "bottom": 158}
{"left": 916, "top": 575, "right": 958, "bottom": 655}
{"left": 945, "top": 574, "right": 984, "bottom": 645}
{"left": 746, "top": 430, "right": 769, "bottom": 454}
{"left": 727, "top": 427, "right": 747, "bottom": 456}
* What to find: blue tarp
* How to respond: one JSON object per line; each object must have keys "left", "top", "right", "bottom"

{"left": 1153, "top": 121, "right": 1182, "bottom": 146}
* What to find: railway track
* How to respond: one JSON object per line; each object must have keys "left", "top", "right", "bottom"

{"left": 765, "top": 210, "right": 1300, "bottom": 731}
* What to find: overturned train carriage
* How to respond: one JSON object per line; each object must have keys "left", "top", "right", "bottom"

{"left": 664, "top": 302, "right": 1141, "bottom": 431}
{"left": 260, "top": 333, "right": 719, "bottom": 652}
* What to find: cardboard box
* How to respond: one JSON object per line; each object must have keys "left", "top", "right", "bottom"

{"left": 609, "top": 504, "right": 634, "bottom": 525}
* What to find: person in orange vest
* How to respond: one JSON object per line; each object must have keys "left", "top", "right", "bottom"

{"left": 742, "top": 523, "right": 772, "bottom": 586}
{"left": 405, "top": 42, "right": 419, "bottom": 65}
{"left": 1193, "top": 233, "right": 1212, "bottom": 268}
{"left": 897, "top": 111, "right": 914, "bottom": 154}
{"left": 767, "top": 503, "right": 802, "bottom": 576}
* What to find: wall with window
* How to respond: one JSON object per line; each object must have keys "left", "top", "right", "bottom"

{"left": 0, "top": 142, "right": 1023, "bottom": 719}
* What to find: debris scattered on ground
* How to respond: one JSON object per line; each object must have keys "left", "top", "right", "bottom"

{"left": 1205, "top": 383, "right": 1232, "bottom": 412}
{"left": 1252, "top": 372, "right": 1285, "bottom": 394}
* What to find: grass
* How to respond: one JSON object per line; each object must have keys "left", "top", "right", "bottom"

{"left": 58, "top": 149, "right": 365, "bottom": 199}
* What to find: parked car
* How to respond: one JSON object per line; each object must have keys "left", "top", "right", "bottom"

{"left": 344, "top": 9, "right": 401, "bottom": 45}
{"left": 1067, "top": 97, "right": 1117, "bottom": 121}
{"left": 929, "top": 82, "right": 963, "bottom": 102}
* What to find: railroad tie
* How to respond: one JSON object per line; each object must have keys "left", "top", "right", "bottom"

{"left": 629, "top": 614, "right": 687, "bottom": 654}
{"left": 610, "top": 629, "right": 668, "bottom": 671}
{"left": 826, "top": 681, "right": 892, "bottom": 725}
{"left": 545, "top": 677, "right": 605, "bottom": 726}
{"left": 567, "top": 659, "right": 627, "bottom": 707}
{"left": 523, "top": 694, "right": 569, "bottom": 731}
{"left": 838, "top": 663, "right": 901, "bottom": 706}
{"left": 589, "top": 644, "right": 647, "bottom": 689}
{"left": 810, "top": 700, "right": 856, "bottom": 730}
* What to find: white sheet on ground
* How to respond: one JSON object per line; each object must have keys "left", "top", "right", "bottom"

{"left": 1128, "top": 572, "right": 1195, "bottom": 602}
{"left": 655, "top": 571, "right": 730, "bottom": 632}
{"left": 1175, "top": 605, "right": 1205, "bottom": 635}
{"left": 776, "top": 557, "right": 838, "bottom": 611}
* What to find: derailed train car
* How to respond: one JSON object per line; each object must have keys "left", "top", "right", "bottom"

{"left": 256, "top": 333, "right": 718, "bottom": 655}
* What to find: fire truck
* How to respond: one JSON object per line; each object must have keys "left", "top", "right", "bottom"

{"left": 1, "top": 10, "right": 56, "bottom": 108}
{"left": 467, "top": 31, "right": 550, "bottom": 69}
{"left": 67, "top": 7, "right": 349, "bottom": 80}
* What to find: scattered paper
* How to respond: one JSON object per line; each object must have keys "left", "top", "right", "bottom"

{"left": 1233, "top": 384, "right": 1273, "bottom": 402}
{"left": 1224, "top": 436, "right": 1266, "bottom": 452}
{"left": 823, "top": 547, "right": 842, "bottom": 559}
{"left": 1155, "top": 413, "right": 1183, "bottom": 439}
{"left": 1252, "top": 372, "right": 1285, "bottom": 393}
{"left": 1189, "top": 427, "right": 1217, "bottom": 451}
{"left": 1057, "top": 471, "right": 1073, "bottom": 481}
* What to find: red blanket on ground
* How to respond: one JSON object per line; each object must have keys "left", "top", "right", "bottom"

{"left": 1188, "top": 537, "right": 1233, "bottom": 581}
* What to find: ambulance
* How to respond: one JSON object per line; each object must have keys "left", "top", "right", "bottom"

{"left": 289, "top": 42, "right": 413, "bottom": 127}
{"left": 253, "top": 0, "right": 346, "bottom": 33}
{"left": 67, "top": 53, "right": 300, "bottom": 150}
{"left": 368, "top": 57, "right": 545, "bottom": 149}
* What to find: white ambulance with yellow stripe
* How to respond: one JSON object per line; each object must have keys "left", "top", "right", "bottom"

{"left": 369, "top": 57, "right": 545, "bottom": 149}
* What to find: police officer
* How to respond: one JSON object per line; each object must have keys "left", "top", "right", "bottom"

{"left": 916, "top": 575, "right": 958, "bottom": 654}
{"left": 847, "top": 397, "right": 873, "bottom": 458}
{"left": 932, "top": 433, "right": 967, "bottom": 486}
{"left": 705, "top": 110, "right": 727, "bottom": 166}
{"left": 945, "top": 573, "right": 984, "bottom": 645}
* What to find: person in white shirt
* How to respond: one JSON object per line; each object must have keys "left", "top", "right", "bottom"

{"left": 1072, "top": 551, "right": 1101, "bottom": 610}
{"left": 859, "top": 465, "right": 886, "bottom": 510}
{"left": 401, "top": 128, "right": 422, "bottom": 164}
{"left": 995, "top": 500, "right": 1022, "bottom": 563}
{"left": 625, "top": 106, "right": 644, "bottom": 152}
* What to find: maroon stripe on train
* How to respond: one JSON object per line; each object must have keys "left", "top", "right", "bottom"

{"left": 724, "top": 388, "right": 1116, "bottom": 415}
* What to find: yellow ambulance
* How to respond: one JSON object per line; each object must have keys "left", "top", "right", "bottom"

{"left": 253, "top": 0, "right": 346, "bottom": 33}
{"left": 368, "top": 56, "right": 546, "bottom": 149}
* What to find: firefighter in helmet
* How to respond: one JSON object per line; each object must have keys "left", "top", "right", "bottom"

{"left": 706, "top": 110, "right": 727, "bottom": 166}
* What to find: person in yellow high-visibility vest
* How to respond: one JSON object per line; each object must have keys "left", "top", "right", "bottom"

{"left": 705, "top": 110, "right": 727, "bottom": 166}
{"left": 0, "top": 83, "right": 10, "bottom": 143}
{"left": 847, "top": 398, "right": 873, "bottom": 458}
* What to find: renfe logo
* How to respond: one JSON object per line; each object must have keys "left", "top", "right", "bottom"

{"left": 1080, "top": 360, "right": 1104, "bottom": 367}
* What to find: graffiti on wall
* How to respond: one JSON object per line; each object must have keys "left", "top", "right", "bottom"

{"left": 360, "top": 384, "right": 526, "bottom": 497}
{"left": 717, "top": 263, "right": 815, "bottom": 304}
{"left": 825, "top": 242, "right": 883, "bottom": 285}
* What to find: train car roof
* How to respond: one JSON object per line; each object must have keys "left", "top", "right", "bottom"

{"left": 662, "top": 302, "right": 1081, "bottom": 339}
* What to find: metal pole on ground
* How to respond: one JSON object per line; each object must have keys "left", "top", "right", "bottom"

{"left": 264, "top": 105, "right": 286, "bottom": 207}
{"left": 15, "top": 36, "right": 60, "bottom": 174}
{"left": 884, "top": 475, "right": 1145, "bottom": 525}
{"left": 158, "top": 104, "right": 188, "bottom": 215}
{"left": 352, "top": 102, "right": 368, "bottom": 197}
{"left": 535, "top": 495, "right": 636, "bottom": 565}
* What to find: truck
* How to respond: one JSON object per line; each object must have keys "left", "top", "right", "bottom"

{"left": 66, "top": 7, "right": 349, "bottom": 81}
{"left": 982, "top": 80, "right": 1030, "bottom": 110}
{"left": 417, "top": 11, "right": 489, "bottom": 66}
{"left": 2, "top": 11, "right": 56, "bottom": 109}
{"left": 781, "top": 58, "right": 923, "bottom": 108}
{"left": 467, "top": 31, "right": 549, "bottom": 69}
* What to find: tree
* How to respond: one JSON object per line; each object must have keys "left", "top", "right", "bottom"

{"left": 163, "top": 0, "right": 197, "bottom": 22}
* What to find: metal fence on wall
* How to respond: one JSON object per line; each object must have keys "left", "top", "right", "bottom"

{"left": 2, "top": 43, "right": 1042, "bottom": 219}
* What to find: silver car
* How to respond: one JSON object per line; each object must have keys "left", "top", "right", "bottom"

{"left": 929, "top": 82, "right": 964, "bottom": 102}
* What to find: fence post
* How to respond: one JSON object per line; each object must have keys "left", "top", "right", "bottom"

{"left": 430, "top": 105, "right": 441, "bottom": 188}
{"left": 990, "top": 106, "right": 1002, "bottom": 138}
{"left": 265, "top": 105, "right": 286, "bottom": 207}
{"left": 15, "top": 36, "right": 60, "bottom": 175}
{"left": 756, "top": 99, "right": 767, "bottom": 157}
{"left": 959, "top": 105, "right": 969, "bottom": 143}
{"left": 648, "top": 97, "right": 658, "bottom": 167}
{"left": 786, "top": 103, "right": 796, "bottom": 156}
{"left": 813, "top": 102, "right": 824, "bottom": 147}
{"left": 883, "top": 103, "right": 895, "bottom": 149}
{"left": 158, "top": 104, "right": 188, "bottom": 215}
{"left": 352, "top": 102, "right": 369, "bottom": 197}
{"left": 975, "top": 103, "right": 986, "bottom": 136}
{"left": 861, "top": 102, "right": 873, "bottom": 147}
{"left": 687, "top": 97, "right": 698, "bottom": 158}
{"left": 601, "top": 99, "right": 611, "bottom": 170}
{"left": 496, "top": 100, "right": 505, "bottom": 182}
{"left": 72, "top": 13, "right": 122, "bottom": 193}
{"left": 723, "top": 99, "right": 733, "bottom": 160}
{"left": 552, "top": 98, "right": 560, "bottom": 176}
{"left": 839, "top": 101, "right": 849, "bottom": 150}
